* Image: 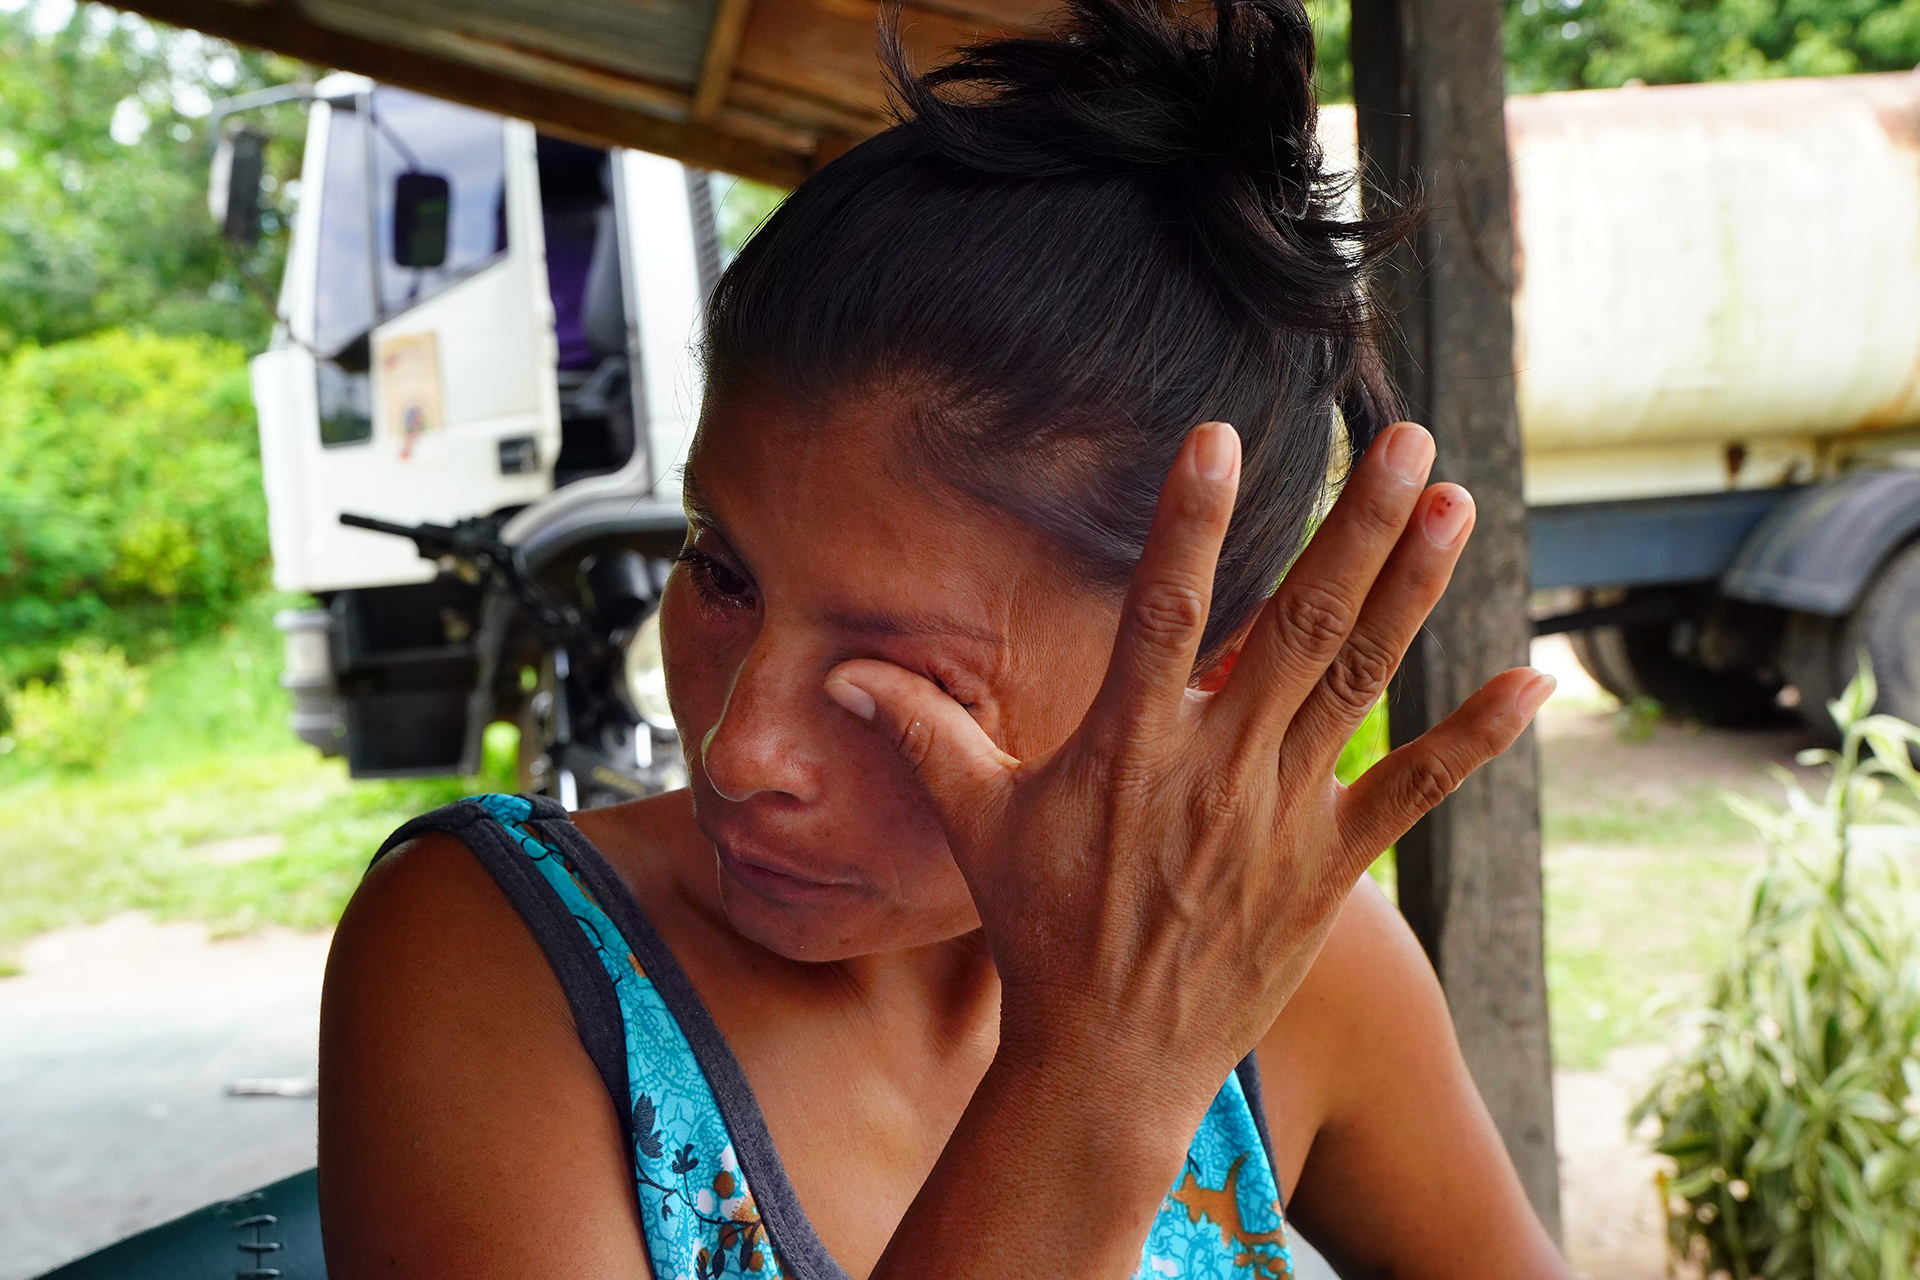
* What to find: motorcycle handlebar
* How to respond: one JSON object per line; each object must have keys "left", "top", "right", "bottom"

{"left": 339, "top": 512, "right": 497, "bottom": 561}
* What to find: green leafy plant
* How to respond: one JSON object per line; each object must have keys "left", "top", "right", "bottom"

{"left": 0, "top": 329, "right": 266, "bottom": 671}
{"left": 1633, "top": 664, "right": 1920, "bottom": 1279}
{"left": 6, "top": 642, "right": 149, "bottom": 770}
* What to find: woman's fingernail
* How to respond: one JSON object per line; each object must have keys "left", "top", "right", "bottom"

{"left": 826, "top": 679, "right": 877, "bottom": 721}
{"left": 1424, "top": 489, "right": 1472, "bottom": 545}
{"left": 1193, "top": 422, "right": 1240, "bottom": 482}
{"left": 1382, "top": 423, "right": 1434, "bottom": 482}
{"left": 1515, "top": 672, "right": 1556, "bottom": 720}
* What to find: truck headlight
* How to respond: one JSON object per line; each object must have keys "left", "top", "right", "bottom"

{"left": 623, "top": 610, "right": 676, "bottom": 733}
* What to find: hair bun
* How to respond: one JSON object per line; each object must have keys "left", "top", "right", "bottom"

{"left": 885, "top": 0, "right": 1383, "bottom": 335}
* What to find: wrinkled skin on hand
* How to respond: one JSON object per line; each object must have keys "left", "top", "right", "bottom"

{"left": 824, "top": 420, "right": 1552, "bottom": 1110}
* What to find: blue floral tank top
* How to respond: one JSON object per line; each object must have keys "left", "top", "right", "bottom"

{"left": 376, "top": 794, "right": 1295, "bottom": 1280}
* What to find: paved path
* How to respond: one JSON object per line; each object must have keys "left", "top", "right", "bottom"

{"left": 0, "top": 918, "right": 324, "bottom": 1279}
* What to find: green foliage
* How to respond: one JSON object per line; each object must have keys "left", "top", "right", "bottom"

{"left": 1336, "top": 696, "right": 1388, "bottom": 785}
{"left": 0, "top": 1, "right": 306, "bottom": 354}
{"left": 1612, "top": 694, "right": 1664, "bottom": 743}
{"left": 4, "top": 642, "right": 147, "bottom": 769}
{"left": 1304, "top": 0, "right": 1920, "bottom": 101}
{"left": 713, "top": 174, "right": 787, "bottom": 255}
{"left": 1305, "top": 0, "right": 1354, "bottom": 101}
{"left": 0, "top": 330, "right": 267, "bottom": 669}
{"left": 1504, "top": 0, "right": 1920, "bottom": 93}
{"left": 1633, "top": 665, "right": 1920, "bottom": 1279}
{"left": 1336, "top": 699, "right": 1397, "bottom": 892}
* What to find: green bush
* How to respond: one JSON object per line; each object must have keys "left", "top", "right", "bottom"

{"left": 5, "top": 642, "right": 148, "bottom": 769}
{"left": 1634, "top": 666, "right": 1920, "bottom": 1279}
{"left": 0, "top": 330, "right": 265, "bottom": 674}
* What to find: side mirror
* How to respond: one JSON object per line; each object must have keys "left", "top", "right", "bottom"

{"left": 392, "top": 172, "right": 450, "bottom": 269}
{"left": 208, "top": 126, "right": 267, "bottom": 246}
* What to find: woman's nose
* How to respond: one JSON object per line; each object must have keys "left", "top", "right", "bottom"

{"left": 698, "top": 641, "right": 824, "bottom": 804}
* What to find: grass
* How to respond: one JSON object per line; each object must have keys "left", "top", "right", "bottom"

{"left": 0, "top": 595, "right": 510, "bottom": 968}
{"left": 1544, "top": 842, "right": 1759, "bottom": 1068}
{"left": 1543, "top": 785, "right": 1757, "bottom": 849}
{"left": 1532, "top": 700, "right": 1798, "bottom": 1068}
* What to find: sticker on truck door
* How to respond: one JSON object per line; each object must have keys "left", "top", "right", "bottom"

{"left": 377, "top": 331, "right": 444, "bottom": 460}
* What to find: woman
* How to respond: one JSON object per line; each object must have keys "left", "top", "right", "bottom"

{"left": 318, "top": 1, "right": 1571, "bottom": 1275}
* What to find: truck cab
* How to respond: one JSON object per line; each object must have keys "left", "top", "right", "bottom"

{"left": 248, "top": 75, "right": 713, "bottom": 780}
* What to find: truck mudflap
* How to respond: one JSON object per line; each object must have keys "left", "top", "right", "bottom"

{"left": 1721, "top": 469, "right": 1920, "bottom": 616}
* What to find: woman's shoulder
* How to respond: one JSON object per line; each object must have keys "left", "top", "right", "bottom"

{"left": 319, "top": 802, "right": 656, "bottom": 1274}
{"left": 1260, "top": 877, "right": 1563, "bottom": 1273}
{"left": 1259, "top": 875, "right": 1449, "bottom": 1146}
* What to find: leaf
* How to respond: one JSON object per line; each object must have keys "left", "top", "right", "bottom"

{"left": 631, "top": 1095, "right": 664, "bottom": 1161}
{"left": 1832, "top": 659, "right": 1878, "bottom": 733}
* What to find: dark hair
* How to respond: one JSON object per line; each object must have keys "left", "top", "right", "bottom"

{"left": 702, "top": 0, "right": 1406, "bottom": 668}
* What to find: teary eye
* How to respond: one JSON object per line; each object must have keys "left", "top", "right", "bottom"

{"left": 675, "top": 544, "right": 754, "bottom": 607}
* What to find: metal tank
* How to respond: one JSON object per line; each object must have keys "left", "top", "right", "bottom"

{"left": 1321, "top": 71, "right": 1920, "bottom": 506}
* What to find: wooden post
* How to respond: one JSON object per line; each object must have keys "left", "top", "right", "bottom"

{"left": 1348, "top": 0, "right": 1562, "bottom": 1239}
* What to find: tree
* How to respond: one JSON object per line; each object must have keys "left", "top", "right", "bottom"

{"left": 1504, "top": 0, "right": 1920, "bottom": 92}
{"left": 0, "top": 1, "right": 307, "bottom": 355}
{"left": 1308, "top": 0, "right": 1920, "bottom": 100}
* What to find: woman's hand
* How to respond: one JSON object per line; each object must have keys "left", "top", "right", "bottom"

{"left": 825, "top": 420, "right": 1551, "bottom": 1110}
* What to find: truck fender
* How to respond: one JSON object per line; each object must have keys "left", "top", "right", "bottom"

{"left": 514, "top": 493, "right": 689, "bottom": 574}
{"left": 1721, "top": 469, "right": 1920, "bottom": 616}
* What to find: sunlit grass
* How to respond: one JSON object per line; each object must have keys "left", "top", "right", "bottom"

{"left": 1544, "top": 842, "right": 1759, "bottom": 1068}
{"left": 0, "top": 596, "right": 510, "bottom": 966}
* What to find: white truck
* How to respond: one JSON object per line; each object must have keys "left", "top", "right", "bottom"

{"left": 218, "top": 73, "right": 712, "bottom": 805}
{"left": 218, "top": 69, "right": 1920, "bottom": 802}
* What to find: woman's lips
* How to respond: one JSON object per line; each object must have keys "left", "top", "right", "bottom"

{"left": 714, "top": 841, "right": 859, "bottom": 904}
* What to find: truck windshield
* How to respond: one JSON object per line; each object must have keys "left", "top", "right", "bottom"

{"left": 313, "top": 97, "right": 374, "bottom": 365}
{"left": 370, "top": 87, "right": 508, "bottom": 316}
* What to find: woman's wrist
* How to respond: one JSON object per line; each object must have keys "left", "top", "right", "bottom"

{"left": 994, "top": 990, "right": 1239, "bottom": 1140}
{"left": 985, "top": 1019, "right": 1221, "bottom": 1172}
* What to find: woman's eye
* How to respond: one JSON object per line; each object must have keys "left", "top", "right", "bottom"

{"left": 676, "top": 545, "right": 755, "bottom": 607}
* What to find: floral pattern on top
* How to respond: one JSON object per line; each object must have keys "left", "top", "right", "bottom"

{"left": 471, "top": 793, "right": 1291, "bottom": 1280}
{"left": 1141, "top": 1073, "right": 1294, "bottom": 1279}
{"left": 478, "top": 793, "right": 787, "bottom": 1279}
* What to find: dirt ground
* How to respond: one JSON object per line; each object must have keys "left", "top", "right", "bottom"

{"left": 0, "top": 637, "right": 1823, "bottom": 1277}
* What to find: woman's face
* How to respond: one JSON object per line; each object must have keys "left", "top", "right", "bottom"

{"left": 661, "top": 388, "right": 1118, "bottom": 962}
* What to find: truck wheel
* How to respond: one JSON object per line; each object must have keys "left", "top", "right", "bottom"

{"left": 1567, "top": 627, "right": 1641, "bottom": 704}
{"left": 1618, "top": 623, "right": 1788, "bottom": 727}
{"left": 1570, "top": 595, "right": 1787, "bottom": 727}
{"left": 1782, "top": 539, "right": 1920, "bottom": 736}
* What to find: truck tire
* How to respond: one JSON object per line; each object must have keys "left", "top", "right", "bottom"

{"left": 1569, "top": 594, "right": 1787, "bottom": 727}
{"left": 1567, "top": 627, "right": 1640, "bottom": 704}
{"left": 1782, "top": 539, "right": 1920, "bottom": 737}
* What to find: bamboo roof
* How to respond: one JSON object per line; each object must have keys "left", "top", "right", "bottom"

{"left": 114, "top": 0, "right": 1054, "bottom": 186}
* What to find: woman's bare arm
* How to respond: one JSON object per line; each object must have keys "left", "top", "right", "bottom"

{"left": 318, "top": 833, "right": 654, "bottom": 1278}
{"left": 1270, "top": 878, "right": 1569, "bottom": 1279}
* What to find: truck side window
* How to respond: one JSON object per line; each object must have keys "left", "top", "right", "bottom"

{"left": 313, "top": 97, "right": 375, "bottom": 446}
{"left": 370, "top": 88, "right": 508, "bottom": 319}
